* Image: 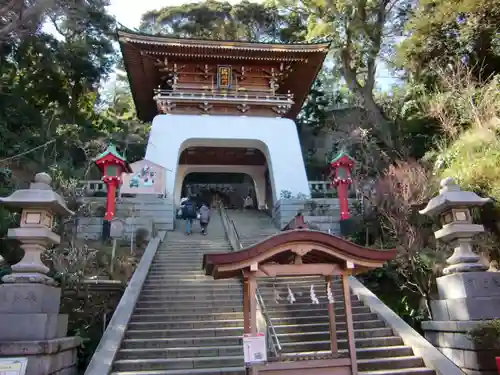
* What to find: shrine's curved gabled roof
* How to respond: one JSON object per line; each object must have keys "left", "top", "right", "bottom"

{"left": 203, "top": 229, "right": 396, "bottom": 279}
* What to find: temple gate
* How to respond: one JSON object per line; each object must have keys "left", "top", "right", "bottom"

{"left": 203, "top": 225, "right": 396, "bottom": 375}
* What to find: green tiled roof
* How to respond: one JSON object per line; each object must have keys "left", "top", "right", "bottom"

{"left": 95, "top": 143, "right": 127, "bottom": 162}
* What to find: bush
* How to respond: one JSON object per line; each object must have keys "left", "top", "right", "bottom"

{"left": 468, "top": 320, "right": 500, "bottom": 350}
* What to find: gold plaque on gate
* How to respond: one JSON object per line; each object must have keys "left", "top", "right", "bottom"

{"left": 217, "top": 66, "right": 232, "bottom": 89}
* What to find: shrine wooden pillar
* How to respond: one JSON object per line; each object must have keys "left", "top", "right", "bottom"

{"left": 326, "top": 275, "right": 338, "bottom": 353}
{"left": 243, "top": 279, "right": 250, "bottom": 334}
{"left": 342, "top": 273, "right": 358, "bottom": 375}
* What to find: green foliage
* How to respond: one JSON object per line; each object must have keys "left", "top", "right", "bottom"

{"left": 139, "top": 0, "right": 307, "bottom": 42}
{"left": 398, "top": 0, "right": 500, "bottom": 82}
{"left": 425, "top": 72, "right": 500, "bottom": 202}
{"left": 468, "top": 319, "right": 500, "bottom": 350}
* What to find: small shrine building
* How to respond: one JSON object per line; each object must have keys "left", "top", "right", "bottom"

{"left": 118, "top": 31, "right": 330, "bottom": 208}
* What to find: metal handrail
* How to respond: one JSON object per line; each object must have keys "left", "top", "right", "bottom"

{"left": 217, "top": 202, "right": 282, "bottom": 357}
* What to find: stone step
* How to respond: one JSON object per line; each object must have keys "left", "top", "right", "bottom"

{"left": 116, "top": 344, "right": 413, "bottom": 361}
{"left": 113, "top": 355, "right": 242, "bottom": 372}
{"left": 126, "top": 318, "right": 384, "bottom": 331}
{"left": 142, "top": 280, "right": 241, "bottom": 287}
{"left": 121, "top": 335, "right": 242, "bottom": 349}
{"left": 116, "top": 345, "right": 243, "bottom": 360}
{"left": 133, "top": 305, "right": 244, "bottom": 314}
{"left": 134, "top": 299, "right": 244, "bottom": 308}
{"left": 274, "top": 327, "right": 394, "bottom": 343}
{"left": 120, "top": 334, "right": 404, "bottom": 351}
{"left": 269, "top": 312, "right": 378, "bottom": 324}
{"left": 111, "top": 368, "right": 244, "bottom": 375}
{"left": 358, "top": 356, "right": 425, "bottom": 372}
{"left": 130, "top": 312, "right": 244, "bottom": 323}
{"left": 279, "top": 336, "right": 405, "bottom": 352}
{"left": 138, "top": 293, "right": 246, "bottom": 302}
{"left": 136, "top": 292, "right": 355, "bottom": 302}
{"left": 113, "top": 350, "right": 421, "bottom": 372}
{"left": 125, "top": 327, "right": 244, "bottom": 339}
{"left": 132, "top": 303, "right": 361, "bottom": 315}
{"left": 125, "top": 326, "right": 392, "bottom": 341}
{"left": 359, "top": 368, "right": 435, "bottom": 375}
{"left": 139, "top": 285, "right": 243, "bottom": 294}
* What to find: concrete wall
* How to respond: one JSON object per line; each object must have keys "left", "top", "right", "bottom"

{"left": 144, "top": 114, "right": 310, "bottom": 206}
{"left": 272, "top": 198, "right": 354, "bottom": 231}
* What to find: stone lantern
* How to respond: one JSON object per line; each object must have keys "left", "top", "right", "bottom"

{"left": 0, "top": 172, "right": 80, "bottom": 375}
{"left": 420, "top": 178, "right": 500, "bottom": 375}
{"left": 0, "top": 172, "right": 74, "bottom": 284}
{"left": 419, "top": 177, "right": 490, "bottom": 275}
{"left": 329, "top": 151, "right": 355, "bottom": 221}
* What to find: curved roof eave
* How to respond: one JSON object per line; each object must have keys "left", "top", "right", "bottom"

{"left": 203, "top": 229, "right": 396, "bottom": 278}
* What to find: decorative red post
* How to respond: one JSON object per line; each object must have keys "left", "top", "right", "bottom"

{"left": 329, "top": 151, "right": 355, "bottom": 221}
{"left": 94, "top": 144, "right": 132, "bottom": 222}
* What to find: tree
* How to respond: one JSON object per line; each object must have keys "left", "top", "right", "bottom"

{"left": 0, "top": 0, "right": 55, "bottom": 42}
{"left": 373, "top": 160, "right": 442, "bottom": 317}
{"left": 276, "top": 0, "right": 412, "bottom": 149}
{"left": 397, "top": 0, "right": 500, "bottom": 83}
{"left": 139, "top": 0, "right": 307, "bottom": 42}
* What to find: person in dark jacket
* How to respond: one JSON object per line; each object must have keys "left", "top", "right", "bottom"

{"left": 199, "top": 203, "right": 211, "bottom": 235}
{"left": 181, "top": 196, "right": 197, "bottom": 235}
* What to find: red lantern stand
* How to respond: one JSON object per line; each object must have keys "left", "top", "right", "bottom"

{"left": 94, "top": 144, "right": 132, "bottom": 240}
{"left": 329, "top": 151, "right": 355, "bottom": 222}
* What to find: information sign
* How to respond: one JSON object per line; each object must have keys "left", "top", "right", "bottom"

{"left": 0, "top": 358, "right": 28, "bottom": 375}
{"left": 243, "top": 333, "right": 267, "bottom": 365}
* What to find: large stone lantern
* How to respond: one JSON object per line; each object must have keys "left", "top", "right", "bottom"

{"left": 0, "top": 172, "right": 73, "bottom": 284}
{"left": 0, "top": 172, "right": 80, "bottom": 375}
{"left": 419, "top": 177, "right": 490, "bottom": 274}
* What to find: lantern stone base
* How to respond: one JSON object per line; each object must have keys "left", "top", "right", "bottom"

{"left": 0, "top": 283, "right": 81, "bottom": 374}
{"left": 422, "top": 320, "right": 498, "bottom": 375}
{"left": 422, "top": 272, "right": 500, "bottom": 375}
{"left": 0, "top": 283, "right": 62, "bottom": 314}
{"left": 430, "top": 272, "right": 500, "bottom": 321}
{"left": 0, "top": 337, "right": 81, "bottom": 375}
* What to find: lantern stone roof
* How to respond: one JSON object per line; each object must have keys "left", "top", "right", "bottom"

{"left": 117, "top": 30, "right": 331, "bottom": 122}
{"left": 330, "top": 150, "right": 355, "bottom": 165}
{"left": 0, "top": 173, "right": 73, "bottom": 216}
{"left": 203, "top": 229, "right": 396, "bottom": 279}
{"left": 95, "top": 143, "right": 126, "bottom": 162}
{"left": 420, "top": 177, "right": 491, "bottom": 217}
{"left": 94, "top": 144, "right": 133, "bottom": 173}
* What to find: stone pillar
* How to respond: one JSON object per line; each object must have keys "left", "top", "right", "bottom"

{"left": 0, "top": 173, "right": 80, "bottom": 375}
{"left": 420, "top": 177, "right": 499, "bottom": 375}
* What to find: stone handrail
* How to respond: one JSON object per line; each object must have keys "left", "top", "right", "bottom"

{"left": 348, "top": 277, "right": 467, "bottom": 375}
{"left": 84, "top": 231, "right": 166, "bottom": 375}
{"left": 217, "top": 203, "right": 282, "bottom": 357}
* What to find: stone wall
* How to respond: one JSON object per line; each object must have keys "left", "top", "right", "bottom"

{"left": 76, "top": 195, "right": 174, "bottom": 240}
{"left": 272, "top": 198, "right": 356, "bottom": 233}
{"left": 423, "top": 320, "right": 498, "bottom": 375}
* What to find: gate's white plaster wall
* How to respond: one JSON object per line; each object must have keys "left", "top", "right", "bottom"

{"left": 176, "top": 165, "right": 266, "bottom": 208}
{"left": 145, "top": 114, "right": 310, "bottom": 205}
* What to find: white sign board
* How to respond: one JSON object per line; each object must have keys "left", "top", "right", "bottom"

{"left": 243, "top": 333, "right": 267, "bottom": 365}
{"left": 0, "top": 358, "right": 28, "bottom": 375}
{"left": 110, "top": 219, "right": 125, "bottom": 239}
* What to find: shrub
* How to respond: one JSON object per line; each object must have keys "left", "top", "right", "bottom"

{"left": 468, "top": 320, "right": 500, "bottom": 350}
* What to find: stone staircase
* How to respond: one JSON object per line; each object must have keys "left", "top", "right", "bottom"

{"left": 111, "top": 215, "right": 246, "bottom": 375}
{"left": 108, "top": 208, "right": 436, "bottom": 375}
{"left": 226, "top": 209, "right": 436, "bottom": 375}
